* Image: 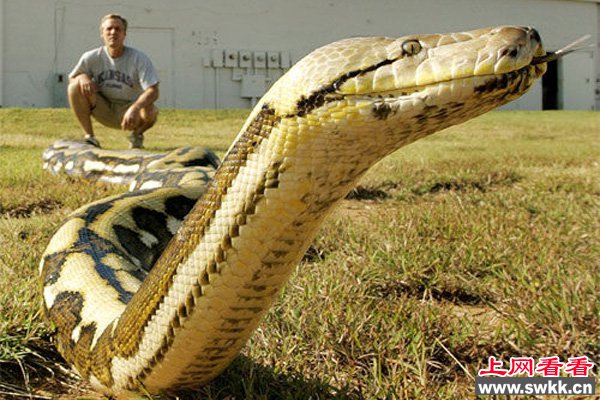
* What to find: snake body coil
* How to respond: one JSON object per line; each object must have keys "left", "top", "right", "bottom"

{"left": 43, "top": 140, "right": 220, "bottom": 191}
{"left": 40, "top": 26, "right": 548, "bottom": 395}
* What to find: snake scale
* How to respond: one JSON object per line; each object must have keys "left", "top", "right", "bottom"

{"left": 41, "top": 26, "right": 550, "bottom": 395}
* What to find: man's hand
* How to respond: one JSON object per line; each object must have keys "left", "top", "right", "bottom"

{"left": 77, "top": 74, "right": 97, "bottom": 97}
{"left": 121, "top": 104, "right": 142, "bottom": 131}
{"left": 121, "top": 85, "right": 159, "bottom": 131}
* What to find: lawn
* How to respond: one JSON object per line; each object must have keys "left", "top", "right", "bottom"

{"left": 0, "top": 108, "right": 598, "bottom": 399}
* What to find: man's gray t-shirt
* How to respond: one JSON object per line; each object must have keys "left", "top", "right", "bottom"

{"left": 69, "top": 46, "right": 159, "bottom": 102}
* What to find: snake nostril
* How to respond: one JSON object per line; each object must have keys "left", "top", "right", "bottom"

{"left": 500, "top": 47, "right": 520, "bottom": 59}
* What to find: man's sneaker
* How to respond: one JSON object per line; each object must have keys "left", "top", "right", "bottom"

{"left": 128, "top": 132, "right": 144, "bottom": 149}
{"left": 84, "top": 135, "right": 101, "bottom": 148}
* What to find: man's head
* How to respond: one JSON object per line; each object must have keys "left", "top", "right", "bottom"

{"left": 99, "top": 14, "right": 127, "bottom": 50}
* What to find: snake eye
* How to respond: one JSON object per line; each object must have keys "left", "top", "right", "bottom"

{"left": 402, "top": 40, "right": 422, "bottom": 56}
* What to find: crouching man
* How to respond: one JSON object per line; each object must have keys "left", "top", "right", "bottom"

{"left": 68, "top": 14, "right": 159, "bottom": 149}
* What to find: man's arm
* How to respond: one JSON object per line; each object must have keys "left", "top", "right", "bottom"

{"left": 121, "top": 84, "right": 160, "bottom": 131}
{"left": 133, "top": 84, "right": 160, "bottom": 109}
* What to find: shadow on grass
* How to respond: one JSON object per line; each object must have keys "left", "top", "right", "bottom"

{"left": 165, "top": 355, "right": 359, "bottom": 399}
{"left": 179, "top": 356, "right": 360, "bottom": 400}
{"left": 0, "top": 336, "right": 357, "bottom": 399}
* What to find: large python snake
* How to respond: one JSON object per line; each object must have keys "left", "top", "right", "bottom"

{"left": 40, "top": 26, "right": 551, "bottom": 395}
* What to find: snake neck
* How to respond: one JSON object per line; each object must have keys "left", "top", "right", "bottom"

{"left": 90, "top": 103, "right": 364, "bottom": 391}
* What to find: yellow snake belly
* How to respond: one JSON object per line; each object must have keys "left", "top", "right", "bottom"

{"left": 40, "top": 26, "right": 549, "bottom": 395}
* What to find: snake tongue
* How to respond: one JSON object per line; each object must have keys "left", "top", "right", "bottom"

{"left": 531, "top": 34, "right": 591, "bottom": 65}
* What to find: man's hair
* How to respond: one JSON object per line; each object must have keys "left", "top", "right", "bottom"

{"left": 99, "top": 14, "right": 128, "bottom": 33}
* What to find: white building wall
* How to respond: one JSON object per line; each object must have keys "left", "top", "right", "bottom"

{"left": 0, "top": 0, "right": 598, "bottom": 109}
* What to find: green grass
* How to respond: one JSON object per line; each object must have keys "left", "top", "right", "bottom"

{"left": 0, "top": 108, "right": 598, "bottom": 399}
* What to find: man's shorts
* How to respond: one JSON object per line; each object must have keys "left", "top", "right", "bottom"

{"left": 91, "top": 93, "right": 134, "bottom": 129}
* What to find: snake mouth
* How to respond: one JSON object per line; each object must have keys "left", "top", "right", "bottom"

{"left": 531, "top": 52, "right": 560, "bottom": 65}
{"left": 366, "top": 64, "right": 541, "bottom": 121}
{"left": 360, "top": 63, "right": 542, "bottom": 103}
{"left": 473, "top": 64, "right": 543, "bottom": 96}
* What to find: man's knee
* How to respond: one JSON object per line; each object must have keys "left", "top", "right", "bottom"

{"left": 67, "top": 79, "right": 82, "bottom": 98}
{"left": 68, "top": 76, "right": 95, "bottom": 105}
{"left": 141, "top": 105, "right": 159, "bottom": 127}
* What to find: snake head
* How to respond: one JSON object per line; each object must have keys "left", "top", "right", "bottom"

{"left": 264, "top": 26, "right": 546, "bottom": 131}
